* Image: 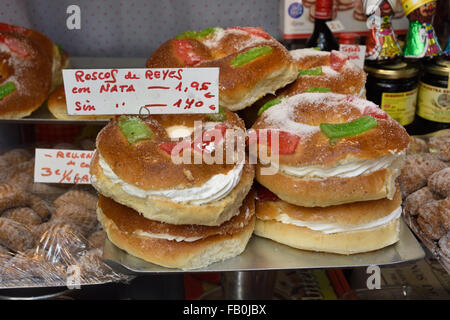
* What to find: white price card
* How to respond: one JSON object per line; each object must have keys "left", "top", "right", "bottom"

{"left": 34, "top": 149, "right": 94, "bottom": 184}
{"left": 62, "top": 68, "right": 219, "bottom": 115}
{"left": 326, "top": 20, "right": 345, "bottom": 33}
{"left": 339, "top": 44, "right": 366, "bottom": 68}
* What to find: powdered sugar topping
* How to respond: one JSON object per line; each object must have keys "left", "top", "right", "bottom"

{"left": 290, "top": 48, "right": 329, "bottom": 60}
{"left": 263, "top": 96, "right": 319, "bottom": 137}
{"left": 262, "top": 93, "right": 379, "bottom": 137}
{"left": 201, "top": 27, "right": 271, "bottom": 52}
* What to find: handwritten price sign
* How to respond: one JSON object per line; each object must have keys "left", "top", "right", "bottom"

{"left": 339, "top": 45, "right": 366, "bottom": 68}
{"left": 34, "top": 149, "right": 94, "bottom": 184}
{"left": 62, "top": 68, "right": 219, "bottom": 115}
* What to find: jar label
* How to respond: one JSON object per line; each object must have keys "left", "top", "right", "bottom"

{"left": 417, "top": 82, "right": 450, "bottom": 124}
{"left": 381, "top": 89, "right": 417, "bottom": 126}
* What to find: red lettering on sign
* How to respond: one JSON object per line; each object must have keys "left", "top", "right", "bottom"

{"left": 75, "top": 100, "right": 96, "bottom": 111}
{"left": 72, "top": 87, "right": 91, "bottom": 94}
{"left": 74, "top": 69, "right": 118, "bottom": 83}
{"left": 124, "top": 71, "right": 140, "bottom": 80}
{"left": 80, "top": 162, "right": 90, "bottom": 168}
{"left": 40, "top": 168, "right": 52, "bottom": 176}
{"left": 59, "top": 169, "right": 73, "bottom": 183}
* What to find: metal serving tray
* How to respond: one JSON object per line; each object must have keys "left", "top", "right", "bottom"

{"left": 103, "top": 220, "right": 425, "bottom": 274}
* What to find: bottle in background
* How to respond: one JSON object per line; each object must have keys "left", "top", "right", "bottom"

{"left": 306, "top": 0, "right": 339, "bottom": 51}
{"left": 339, "top": 33, "right": 360, "bottom": 45}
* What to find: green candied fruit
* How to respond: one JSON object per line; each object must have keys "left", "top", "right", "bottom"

{"left": 174, "top": 30, "right": 197, "bottom": 40}
{"left": 174, "top": 27, "right": 221, "bottom": 40}
{"left": 196, "top": 27, "right": 220, "bottom": 38}
{"left": 206, "top": 106, "right": 227, "bottom": 122}
{"left": 118, "top": 115, "right": 153, "bottom": 145}
{"left": 55, "top": 43, "right": 62, "bottom": 53}
{"left": 257, "top": 97, "right": 283, "bottom": 116}
{"left": 230, "top": 46, "right": 273, "bottom": 67}
{"left": 305, "top": 87, "right": 331, "bottom": 93}
{"left": 320, "top": 115, "right": 378, "bottom": 141}
{"left": 0, "top": 82, "right": 16, "bottom": 100}
{"left": 298, "top": 66, "right": 322, "bottom": 76}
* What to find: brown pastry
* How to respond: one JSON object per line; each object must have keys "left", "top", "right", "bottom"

{"left": 428, "top": 168, "right": 450, "bottom": 198}
{"left": 147, "top": 26, "right": 297, "bottom": 112}
{"left": 407, "top": 137, "right": 428, "bottom": 154}
{"left": 36, "top": 221, "right": 88, "bottom": 264}
{"left": 439, "top": 232, "right": 450, "bottom": 259}
{"left": 0, "top": 149, "right": 31, "bottom": 165}
{"left": 439, "top": 197, "right": 450, "bottom": 230}
{"left": 0, "top": 183, "right": 29, "bottom": 212}
{"left": 53, "top": 190, "right": 98, "bottom": 211}
{"left": 2, "top": 207, "right": 42, "bottom": 226}
{"left": 398, "top": 154, "right": 447, "bottom": 198}
{"left": 251, "top": 93, "right": 408, "bottom": 207}
{"left": 417, "top": 199, "right": 447, "bottom": 241}
{"left": 0, "top": 217, "right": 35, "bottom": 252}
{"left": 53, "top": 203, "right": 98, "bottom": 236}
{"left": 7, "top": 170, "right": 34, "bottom": 191}
{"left": 418, "top": 199, "right": 443, "bottom": 226}
{"left": 404, "top": 187, "right": 438, "bottom": 216}
{"left": 32, "top": 219, "right": 81, "bottom": 241}
{"left": 27, "top": 194, "right": 51, "bottom": 220}
{"left": 417, "top": 216, "right": 446, "bottom": 240}
{"left": 428, "top": 135, "right": 450, "bottom": 162}
{"left": 29, "top": 183, "right": 67, "bottom": 202}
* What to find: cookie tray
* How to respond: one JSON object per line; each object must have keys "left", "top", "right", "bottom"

{"left": 103, "top": 219, "right": 425, "bottom": 274}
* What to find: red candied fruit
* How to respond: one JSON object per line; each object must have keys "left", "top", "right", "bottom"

{"left": 228, "top": 26, "right": 271, "bottom": 39}
{"left": 173, "top": 39, "right": 205, "bottom": 66}
{"left": 0, "top": 34, "right": 29, "bottom": 57}
{"left": 363, "top": 106, "right": 388, "bottom": 120}
{"left": 254, "top": 130, "right": 300, "bottom": 155}
{"left": 330, "top": 50, "right": 348, "bottom": 71}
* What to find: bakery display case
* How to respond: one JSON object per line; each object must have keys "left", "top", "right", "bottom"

{"left": 0, "top": 0, "right": 449, "bottom": 301}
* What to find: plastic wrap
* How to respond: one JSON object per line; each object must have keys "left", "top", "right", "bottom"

{"left": 0, "top": 144, "right": 132, "bottom": 289}
{"left": 401, "top": 129, "right": 450, "bottom": 274}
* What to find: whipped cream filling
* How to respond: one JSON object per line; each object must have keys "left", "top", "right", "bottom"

{"left": 166, "top": 125, "right": 194, "bottom": 139}
{"left": 269, "top": 152, "right": 403, "bottom": 179}
{"left": 97, "top": 154, "right": 244, "bottom": 205}
{"left": 134, "top": 230, "right": 204, "bottom": 242}
{"left": 275, "top": 206, "right": 402, "bottom": 234}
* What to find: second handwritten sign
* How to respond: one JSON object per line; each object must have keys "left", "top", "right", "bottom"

{"left": 62, "top": 68, "right": 219, "bottom": 115}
